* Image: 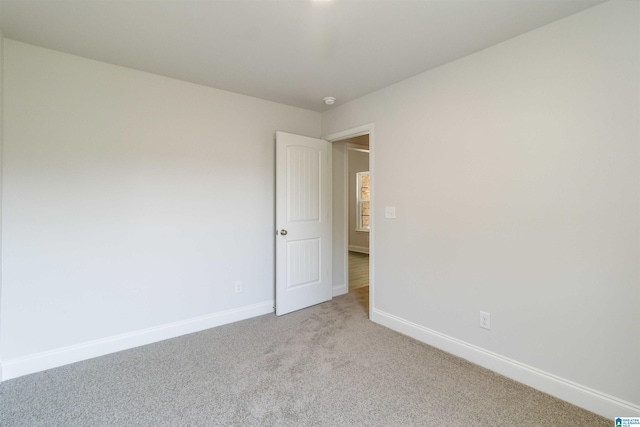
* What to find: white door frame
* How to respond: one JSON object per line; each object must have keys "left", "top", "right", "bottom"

{"left": 325, "top": 123, "right": 375, "bottom": 321}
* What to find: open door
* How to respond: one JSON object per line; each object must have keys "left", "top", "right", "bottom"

{"left": 275, "top": 131, "right": 332, "bottom": 315}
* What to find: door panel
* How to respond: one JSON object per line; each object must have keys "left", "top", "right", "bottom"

{"left": 276, "top": 131, "right": 331, "bottom": 316}
{"left": 287, "top": 238, "right": 321, "bottom": 288}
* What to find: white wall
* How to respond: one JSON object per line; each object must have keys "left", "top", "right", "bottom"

{"left": 323, "top": 1, "right": 639, "bottom": 417}
{"left": 348, "top": 147, "right": 369, "bottom": 252}
{"left": 0, "top": 40, "right": 321, "bottom": 378}
{"left": 0, "top": 24, "right": 4, "bottom": 383}
{"left": 331, "top": 141, "right": 347, "bottom": 295}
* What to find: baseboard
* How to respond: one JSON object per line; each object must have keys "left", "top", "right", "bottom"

{"left": 372, "top": 308, "right": 640, "bottom": 419}
{"left": 348, "top": 245, "right": 369, "bottom": 254}
{"left": 333, "top": 282, "right": 348, "bottom": 297}
{"left": 1, "top": 300, "right": 274, "bottom": 381}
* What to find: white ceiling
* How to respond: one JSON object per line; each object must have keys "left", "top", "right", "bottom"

{"left": 0, "top": 0, "right": 606, "bottom": 112}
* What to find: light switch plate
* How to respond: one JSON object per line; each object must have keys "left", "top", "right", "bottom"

{"left": 385, "top": 206, "right": 396, "bottom": 219}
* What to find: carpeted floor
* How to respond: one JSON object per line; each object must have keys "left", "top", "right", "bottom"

{"left": 0, "top": 287, "right": 609, "bottom": 426}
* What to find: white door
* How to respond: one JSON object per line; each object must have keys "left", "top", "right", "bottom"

{"left": 275, "top": 131, "right": 332, "bottom": 316}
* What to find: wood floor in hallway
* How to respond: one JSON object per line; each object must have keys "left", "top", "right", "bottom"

{"left": 349, "top": 250, "right": 369, "bottom": 315}
{"left": 348, "top": 251, "right": 369, "bottom": 290}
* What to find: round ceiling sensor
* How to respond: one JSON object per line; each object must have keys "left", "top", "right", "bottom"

{"left": 323, "top": 97, "right": 336, "bottom": 105}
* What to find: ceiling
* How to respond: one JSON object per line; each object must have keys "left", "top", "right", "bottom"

{"left": 0, "top": 0, "right": 607, "bottom": 112}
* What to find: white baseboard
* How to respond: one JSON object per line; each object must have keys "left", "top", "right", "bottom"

{"left": 1, "top": 300, "right": 274, "bottom": 381}
{"left": 333, "top": 282, "right": 348, "bottom": 297}
{"left": 348, "top": 245, "right": 369, "bottom": 254}
{"left": 372, "top": 308, "right": 640, "bottom": 419}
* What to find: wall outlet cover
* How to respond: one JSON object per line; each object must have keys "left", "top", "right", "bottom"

{"left": 480, "top": 311, "right": 491, "bottom": 330}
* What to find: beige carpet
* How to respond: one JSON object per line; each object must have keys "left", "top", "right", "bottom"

{"left": 0, "top": 288, "right": 608, "bottom": 426}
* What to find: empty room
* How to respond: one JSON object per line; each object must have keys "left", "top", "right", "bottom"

{"left": 0, "top": 0, "right": 638, "bottom": 425}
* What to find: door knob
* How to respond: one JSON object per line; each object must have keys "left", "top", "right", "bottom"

{"left": 280, "top": 229, "right": 288, "bottom": 236}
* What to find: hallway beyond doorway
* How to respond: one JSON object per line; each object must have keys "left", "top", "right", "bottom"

{"left": 348, "top": 251, "right": 369, "bottom": 291}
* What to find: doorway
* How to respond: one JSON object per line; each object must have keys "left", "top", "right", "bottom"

{"left": 326, "top": 124, "right": 374, "bottom": 318}
{"left": 346, "top": 139, "right": 370, "bottom": 315}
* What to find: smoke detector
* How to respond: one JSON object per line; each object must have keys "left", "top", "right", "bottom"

{"left": 323, "top": 97, "right": 336, "bottom": 105}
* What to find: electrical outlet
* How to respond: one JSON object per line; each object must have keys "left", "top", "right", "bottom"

{"left": 480, "top": 311, "right": 491, "bottom": 330}
{"left": 235, "top": 280, "right": 243, "bottom": 294}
